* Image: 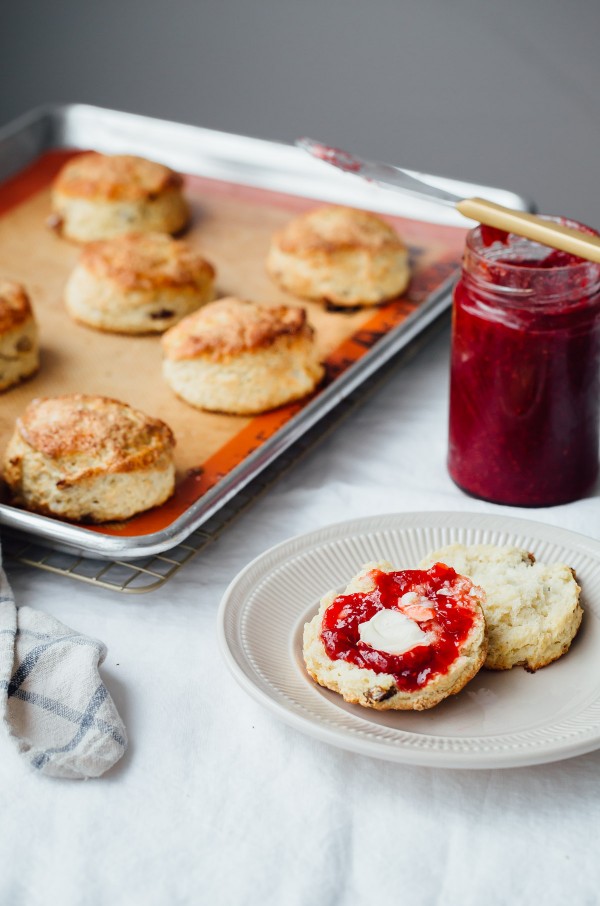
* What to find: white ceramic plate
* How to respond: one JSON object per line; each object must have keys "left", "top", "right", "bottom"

{"left": 217, "top": 512, "right": 600, "bottom": 769}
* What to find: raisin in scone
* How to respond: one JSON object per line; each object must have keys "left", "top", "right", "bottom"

{"left": 267, "top": 206, "right": 410, "bottom": 307}
{"left": 303, "top": 560, "right": 487, "bottom": 710}
{"left": 419, "top": 544, "right": 583, "bottom": 671}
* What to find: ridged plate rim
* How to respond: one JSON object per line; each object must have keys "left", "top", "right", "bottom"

{"left": 217, "top": 511, "right": 600, "bottom": 769}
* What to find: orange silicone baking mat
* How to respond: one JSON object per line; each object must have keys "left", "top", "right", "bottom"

{"left": 0, "top": 150, "right": 465, "bottom": 537}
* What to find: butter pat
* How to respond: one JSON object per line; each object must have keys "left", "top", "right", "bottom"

{"left": 358, "top": 608, "right": 431, "bottom": 656}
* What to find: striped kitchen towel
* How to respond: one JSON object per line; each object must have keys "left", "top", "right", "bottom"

{"left": 0, "top": 550, "right": 127, "bottom": 779}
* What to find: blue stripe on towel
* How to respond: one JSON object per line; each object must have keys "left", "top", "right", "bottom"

{"left": 7, "top": 634, "right": 104, "bottom": 696}
{"left": 6, "top": 686, "right": 127, "bottom": 747}
{"left": 31, "top": 683, "right": 110, "bottom": 770}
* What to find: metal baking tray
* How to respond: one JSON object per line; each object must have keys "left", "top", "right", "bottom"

{"left": 0, "top": 104, "right": 532, "bottom": 560}
{"left": 0, "top": 317, "right": 447, "bottom": 593}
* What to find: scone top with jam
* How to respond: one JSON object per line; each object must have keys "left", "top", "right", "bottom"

{"left": 321, "top": 563, "right": 486, "bottom": 692}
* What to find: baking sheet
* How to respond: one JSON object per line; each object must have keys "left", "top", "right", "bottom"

{"left": 0, "top": 106, "right": 532, "bottom": 558}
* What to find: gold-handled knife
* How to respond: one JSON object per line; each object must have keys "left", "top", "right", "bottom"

{"left": 296, "top": 137, "right": 600, "bottom": 264}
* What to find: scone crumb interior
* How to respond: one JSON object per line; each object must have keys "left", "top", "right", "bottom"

{"left": 418, "top": 544, "right": 583, "bottom": 671}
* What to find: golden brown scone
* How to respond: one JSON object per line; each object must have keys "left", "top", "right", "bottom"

{"left": 303, "top": 560, "right": 487, "bottom": 711}
{"left": 418, "top": 544, "right": 583, "bottom": 671}
{"left": 0, "top": 280, "right": 39, "bottom": 392}
{"left": 64, "top": 232, "right": 215, "bottom": 333}
{"left": 50, "top": 152, "right": 189, "bottom": 242}
{"left": 266, "top": 205, "right": 410, "bottom": 307}
{"left": 161, "top": 296, "right": 324, "bottom": 414}
{"left": 3, "top": 394, "right": 176, "bottom": 522}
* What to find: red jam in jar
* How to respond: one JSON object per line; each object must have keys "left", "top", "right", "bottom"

{"left": 448, "top": 219, "right": 600, "bottom": 506}
{"left": 320, "top": 564, "right": 480, "bottom": 693}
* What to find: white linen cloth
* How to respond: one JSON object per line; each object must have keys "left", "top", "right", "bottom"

{"left": 1, "top": 328, "right": 600, "bottom": 904}
{"left": 0, "top": 548, "right": 126, "bottom": 779}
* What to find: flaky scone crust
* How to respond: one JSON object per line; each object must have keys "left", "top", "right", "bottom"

{"left": 161, "top": 297, "right": 312, "bottom": 362}
{"left": 0, "top": 281, "right": 34, "bottom": 334}
{"left": 3, "top": 395, "right": 176, "bottom": 522}
{"left": 78, "top": 233, "right": 215, "bottom": 292}
{"left": 274, "top": 206, "right": 406, "bottom": 255}
{"left": 8, "top": 394, "right": 175, "bottom": 480}
{"left": 52, "top": 153, "right": 183, "bottom": 201}
{"left": 267, "top": 205, "right": 410, "bottom": 306}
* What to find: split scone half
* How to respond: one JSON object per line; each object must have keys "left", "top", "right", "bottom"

{"left": 267, "top": 205, "right": 410, "bottom": 307}
{"left": 0, "top": 281, "right": 39, "bottom": 391}
{"left": 50, "top": 152, "right": 189, "bottom": 242}
{"left": 3, "top": 394, "right": 176, "bottom": 522}
{"left": 419, "top": 544, "right": 583, "bottom": 671}
{"left": 303, "top": 560, "right": 487, "bottom": 711}
{"left": 64, "top": 232, "right": 215, "bottom": 333}
{"left": 162, "top": 296, "right": 324, "bottom": 414}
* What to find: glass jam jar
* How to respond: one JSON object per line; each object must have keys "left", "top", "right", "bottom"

{"left": 448, "top": 219, "right": 600, "bottom": 506}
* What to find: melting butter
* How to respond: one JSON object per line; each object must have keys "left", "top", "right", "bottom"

{"left": 358, "top": 609, "right": 431, "bottom": 656}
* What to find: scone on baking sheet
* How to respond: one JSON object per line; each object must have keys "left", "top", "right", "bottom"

{"left": 2, "top": 394, "right": 176, "bottom": 523}
{"left": 50, "top": 152, "right": 189, "bottom": 242}
{"left": 418, "top": 544, "right": 583, "bottom": 672}
{"left": 161, "top": 296, "right": 325, "bottom": 415}
{"left": 0, "top": 280, "right": 39, "bottom": 392}
{"left": 303, "top": 560, "right": 487, "bottom": 711}
{"left": 64, "top": 232, "right": 215, "bottom": 334}
{"left": 266, "top": 205, "right": 410, "bottom": 307}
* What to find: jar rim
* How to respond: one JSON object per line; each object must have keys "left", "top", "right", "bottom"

{"left": 466, "top": 215, "right": 600, "bottom": 274}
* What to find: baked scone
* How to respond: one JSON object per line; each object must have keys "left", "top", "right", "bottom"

{"left": 50, "top": 152, "right": 189, "bottom": 242}
{"left": 0, "top": 281, "right": 39, "bottom": 392}
{"left": 266, "top": 205, "right": 410, "bottom": 307}
{"left": 419, "top": 544, "right": 583, "bottom": 671}
{"left": 303, "top": 560, "right": 487, "bottom": 711}
{"left": 64, "top": 232, "right": 215, "bottom": 334}
{"left": 161, "top": 296, "right": 324, "bottom": 414}
{"left": 3, "top": 394, "right": 176, "bottom": 522}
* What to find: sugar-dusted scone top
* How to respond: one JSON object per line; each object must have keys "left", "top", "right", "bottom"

{"left": 64, "top": 232, "right": 215, "bottom": 333}
{"left": 303, "top": 560, "right": 487, "bottom": 711}
{"left": 267, "top": 205, "right": 411, "bottom": 307}
{"left": 162, "top": 296, "right": 324, "bottom": 414}
{"left": 3, "top": 394, "right": 176, "bottom": 523}
{"left": 51, "top": 152, "right": 189, "bottom": 242}
{"left": 419, "top": 544, "right": 583, "bottom": 671}
{"left": 0, "top": 280, "right": 39, "bottom": 392}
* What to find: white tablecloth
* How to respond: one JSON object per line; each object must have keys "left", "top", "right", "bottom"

{"left": 2, "top": 325, "right": 599, "bottom": 906}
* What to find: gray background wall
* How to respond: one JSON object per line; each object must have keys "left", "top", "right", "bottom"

{"left": 1, "top": 0, "right": 599, "bottom": 224}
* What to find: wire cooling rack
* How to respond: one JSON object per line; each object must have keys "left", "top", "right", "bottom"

{"left": 2, "top": 437, "right": 324, "bottom": 593}
{"left": 2, "top": 312, "right": 450, "bottom": 593}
